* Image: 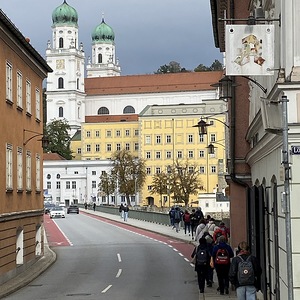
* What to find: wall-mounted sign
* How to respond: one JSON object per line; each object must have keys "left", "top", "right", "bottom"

{"left": 225, "top": 24, "right": 274, "bottom": 76}
{"left": 291, "top": 146, "right": 300, "bottom": 155}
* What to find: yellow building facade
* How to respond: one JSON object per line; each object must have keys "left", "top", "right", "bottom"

{"left": 139, "top": 101, "right": 227, "bottom": 207}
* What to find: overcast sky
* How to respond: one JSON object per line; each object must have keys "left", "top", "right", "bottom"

{"left": 0, "top": 0, "right": 222, "bottom": 75}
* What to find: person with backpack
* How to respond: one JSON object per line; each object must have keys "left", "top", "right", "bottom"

{"left": 190, "top": 208, "right": 199, "bottom": 240}
{"left": 229, "top": 241, "right": 262, "bottom": 300}
{"left": 211, "top": 235, "right": 234, "bottom": 295}
{"left": 173, "top": 206, "right": 182, "bottom": 233}
{"left": 182, "top": 210, "right": 191, "bottom": 235}
{"left": 169, "top": 207, "right": 175, "bottom": 228}
{"left": 194, "top": 219, "right": 207, "bottom": 242}
{"left": 213, "top": 221, "right": 230, "bottom": 243}
{"left": 191, "top": 237, "right": 211, "bottom": 293}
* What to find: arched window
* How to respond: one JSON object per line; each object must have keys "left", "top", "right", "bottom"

{"left": 58, "top": 77, "right": 64, "bottom": 89}
{"left": 98, "top": 53, "right": 102, "bottom": 63}
{"left": 123, "top": 105, "right": 135, "bottom": 114}
{"left": 59, "top": 106, "right": 63, "bottom": 117}
{"left": 98, "top": 107, "right": 109, "bottom": 115}
{"left": 59, "top": 37, "right": 64, "bottom": 48}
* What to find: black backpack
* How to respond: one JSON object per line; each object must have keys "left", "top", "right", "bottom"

{"left": 237, "top": 255, "right": 255, "bottom": 285}
{"left": 196, "top": 247, "right": 208, "bottom": 266}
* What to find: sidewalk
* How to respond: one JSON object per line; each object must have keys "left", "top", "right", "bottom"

{"left": 0, "top": 209, "right": 237, "bottom": 300}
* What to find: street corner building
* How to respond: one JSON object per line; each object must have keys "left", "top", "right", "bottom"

{"left": 0, "top": 9, "right": 52, "bottom": 285}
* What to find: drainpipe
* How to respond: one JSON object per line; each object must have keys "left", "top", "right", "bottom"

{"left": 281, "top": 95, "right": 293, "bottom": 300}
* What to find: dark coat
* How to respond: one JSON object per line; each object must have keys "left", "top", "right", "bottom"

{"left": 191, "top": 244, "right": 211, "bottom": 271}
{"left": 229, "top": 253, "right": 262, "bottom": 289}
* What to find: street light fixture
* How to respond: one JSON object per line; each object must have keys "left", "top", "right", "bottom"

{"left": 193, "top": 119, "right": 211, "bottom": 136}
{"left": 23, "top": 129, "right": 49, "bottom": 149}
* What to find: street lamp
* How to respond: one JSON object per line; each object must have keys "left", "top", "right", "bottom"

{"left": 23, "top": 129, "right": 49, "bottom": 149}
{"left": 193, "top": 119, "right": 211, "bottom": 136}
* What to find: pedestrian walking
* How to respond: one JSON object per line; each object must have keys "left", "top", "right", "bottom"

{"left": 183, "top": 210, "right": 191, "bottom": 235}
{"left": 229, "top": 241, "right": 262, "bottom": 300}
{"left": 191, "top": 237, "right": 211, "bottom": 293}
{"left": 93, "top": 202, "right": 96, "bottom": 211}
{"left": 173, "top": 207, "right": 182, "bottom": 233}
{"left": 194, "top": 219, "right": 207, "bottom": 242}
{"left": 213, "top": 221, "right": 230, "bottom": 243}
{"left": 206, "top": 218, "right": 216, "bottom": 237}
{"left": 84, "top": 202, "right": 87, "bottom": 210}
{"left": 119, "top": 203, "right": 124, "bottom": 219}
{"left": 190, "top": 208, "right": 199, "bottom": 240}
{"left": 123, "top": 204, "right": 129, "bottom": 221}
{"left": 169, "top": 207, "right": 175, "bottom": 228}
{"left": 211, "top": 235, "right": 234, "bottom": 295}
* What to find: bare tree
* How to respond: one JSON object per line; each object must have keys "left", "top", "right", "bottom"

{"left": 98, "top": 171, "right": 116, "bottom": 204}
{"left": 111, "top": 149, "right": 146, "bottom": 205}
{"left": 150, "top": 172, "right": 168, "bottom": 207}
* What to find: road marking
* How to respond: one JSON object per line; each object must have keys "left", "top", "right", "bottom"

{"left": 52, "top": 220, "right": 73, "bottom": 246}
{"left": 101, "top": 285, "right": 112, "bottom": 293}
{"left": 117, "top": 253, "right": 122, "bottom": 262}
{"left": 116, "top": 268, "right": 122, "bottom": 278}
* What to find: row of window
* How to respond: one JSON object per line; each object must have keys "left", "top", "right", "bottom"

{"left": 6, "top": 144, "right": 41, "bottom": 192}
{"left": 6, "top": 62, "right": 41, "bottom": 120}
{"left": 145, "top": 165, "right": 217, "bottom": 175}
{"left": 144, "top": 133, "right": 217, "bottom": 144}
{"left": 82, "top": 142, "right": 139, "bottom": 153}
{"left": 85, "top": 128, "right": 139, "bottom": 138}
{"left": 46, "top": 180, "right": 98, "bottom": 190}
{"left": 97, "top": 105, "right": 135, "bottom": 115}
{"left": 145, "top": 150, "right": 215, "bottom": 159}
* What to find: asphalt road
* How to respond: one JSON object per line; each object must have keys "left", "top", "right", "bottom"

{"left": 3, "top": 212, "right": 199, "bottom": 300}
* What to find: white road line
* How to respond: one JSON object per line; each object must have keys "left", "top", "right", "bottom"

{"left": 117, "top": 253, "right": 122, "bottom": 262}
{"left": 116, "top": 268, "right": 122, "bottom": 278}
{"left": 53, "top": 220, "right": 73, "bottom": 246}
{"left": 101, "top": 285, "right": 112, "bottom": 293}
{"left": 173, "top": 248, "right": 178, "bottom": 252}
{"left": 178, "top": 253, "right": 184, "bottom": 256}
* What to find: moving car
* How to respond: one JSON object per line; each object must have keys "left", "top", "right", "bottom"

{"left": 50, "top": 206, "right": 66, "bottom": 219}
{"left": 67, "top": 205, "right": 79, "bottom": 214}
{"left": 44, "top": 202, "right": 55, "bottom": 214}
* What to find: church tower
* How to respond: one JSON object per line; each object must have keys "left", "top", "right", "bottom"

{"left": 46, "top": 0, "right": 86, "bottom": 136}
{"left": 86, "top": 16, "right": 121, "bottom": 78}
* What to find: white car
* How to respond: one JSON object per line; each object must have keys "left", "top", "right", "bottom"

{"left": 49, "top": 206, "right": 66, "bottom": 219}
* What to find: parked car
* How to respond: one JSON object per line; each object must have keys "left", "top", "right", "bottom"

{"left": 44, "top": 202, "right": 55, "bottom": 214}
{"left": 50, "top": 206, "right": 66, "bottom": 219}
{"left": 67, "top": 205, "right": 79, "bottom": 214}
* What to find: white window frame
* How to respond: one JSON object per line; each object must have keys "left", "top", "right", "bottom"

{"left": 145, "top": 135, "right": 151, "bottom": 144}
{"left": 6, "top": 144, "right": 13, "bottom": 190}
{"left": 36, "top": 154, "right": 41, "bottom": 191}
{"left": 26, "top": 80, "right": 31, "bottom": 114}
{"left": 6, "top": 62, "right": 12, "bottom": 102}
{"left": 17, "top": 147, "right": 23, "bottom": 190}
{"left": 26, "top": 151, "right": 32, "bottom": 191}
{"left": 17, "top": 71, "right": 23, "bottom": 108}
{"left": 35, "top": 88, "right": 41, "bottom": 120}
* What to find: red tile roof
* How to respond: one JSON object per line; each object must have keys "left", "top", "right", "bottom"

{"left": 43, "top": 152, "right": 67, "bottom": 161}
{"left": 85, "top": 114, "right": 139, "bottom": 123}
{"left": 85, "top": 71, "right": 223, "bottom": 96}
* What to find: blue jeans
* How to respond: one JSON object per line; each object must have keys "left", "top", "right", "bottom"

{"left": 236, "top": 285, "right": 257, "bottom": 300}
{"left": 124, "top": 211, "right": 128, "bottom": 221}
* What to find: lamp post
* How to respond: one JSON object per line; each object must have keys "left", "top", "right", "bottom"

{"left": 167, "top": 165, "right": 171, "bottom": 207}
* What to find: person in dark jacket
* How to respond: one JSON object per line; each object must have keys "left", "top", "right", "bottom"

{"left": 229, "top": 241, "right": 262, "bottom": 300}
{"left": 191, "top": 237, "right": 211, "bottom": 294}
{"left": 190, "top": 209, "right": 199, "bottom": 239}
{"left": 211, "top": 235, "right": 234, "bottom": 295}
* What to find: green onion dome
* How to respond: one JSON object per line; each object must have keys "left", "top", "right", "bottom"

{"left": 52, "top": 0, "right": 78, "bottom": 26}
{"left": 92, "top": 18, "right": 115, "bottom": 44}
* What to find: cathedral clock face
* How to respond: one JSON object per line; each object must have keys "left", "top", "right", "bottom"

{"left": 56, "top": 59, "right": 65, "bottom": 69}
